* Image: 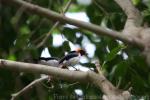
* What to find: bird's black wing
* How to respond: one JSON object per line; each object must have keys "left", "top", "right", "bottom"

{"left": 68, "top": 51, "right": 76, "bottom": 54}
{"left": 39, "top": 57, "right": 59, "bottom": 61}
{"left": 59, "top": 53, "right": 78, "bottom": 64}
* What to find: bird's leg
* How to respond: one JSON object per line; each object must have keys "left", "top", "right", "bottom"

{"left": 59, "top": 64, "right": 69, "bottom": 69}
{"left": 71, "top": 66, "right": 79, "bottom": 71}
{"left": 47, "top": 76, "right": 52, "bottom": 83}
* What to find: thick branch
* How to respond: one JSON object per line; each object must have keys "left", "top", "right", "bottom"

{"left": 0, "top": 59, "right": 130, "bottom": 99}
{"left": 114, "top": 0, "right": 142, "bottom": 27}
{"left": 4, "top": 0, "right": 144, "bottom": 48}
{"left": 115, "top": 0, "right": 150, "bottom": 66}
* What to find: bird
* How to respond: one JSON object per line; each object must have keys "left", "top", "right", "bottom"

{"left": 59, "top": 48, "right": 87, "bottom": 68}
{"left": 38, "top": 57, "right": 60, "bottom": 67}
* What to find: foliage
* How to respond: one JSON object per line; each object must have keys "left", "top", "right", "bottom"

{"left": 1, "top": 0, "right": 150, "bottom": 99}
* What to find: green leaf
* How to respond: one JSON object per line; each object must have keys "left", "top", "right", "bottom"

{"left": 105, "top": 44, "right": 126, "bottom": 62}
{"left": 110, "top": 61, "right": 128, "bottom": 78}
{"left": 62, "top": 41, "right": 70, "bottom": 51}
{"left": 86, "top": 4, "right": 103, "bottom": 25}
{"left": 132, "top": 0, "right": 140, "bottom": 5}
{"left": 20, "top": 25, "right": 30, "bottom": 35}
{"left": 7, "top": 54, "right": 16, "bottom": 61}
{"left": 62, "top": 27, "right": 77, "bottom": 42}
{"left": 131, "top": 74, "right": 148, "bottom": 94}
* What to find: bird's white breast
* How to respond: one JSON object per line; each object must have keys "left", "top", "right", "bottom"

{"left": 63, "top": 56, "right": 80, "bottom": 67}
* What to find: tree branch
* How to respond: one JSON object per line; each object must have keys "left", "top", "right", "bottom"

{"left": 11, "top": 76, "right": 49, "bottom": 100}
{"left": 4, "top": 0, "right": 144, "bottom": 49}
{"left": 114, "top": 0, "right": 150, "bottom": 67}
{"left": 114, "top": 0, "right": 142, "bottom": 27}
{"left": 114, "top": 0, "right": 144, "bottom": 43}
{"left": 0, "top": 59, "right": 130, "bottom": 100}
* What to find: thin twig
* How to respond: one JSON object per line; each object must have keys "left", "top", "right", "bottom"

{"left": 12, "top": 0, "right": 32, "bottom": 32}
{"left": 36, "top": 22, "right": 59, "bottom": 48}
{"left": 68, "top": 82, "right": 79, "bottom": 87}
{"left": 116, "top": 77, "right": 122, "bottom": 88}
{"left": 93, "top": 0, "right": 108, "bottom": 15}
{"left": 31, "top": 0, "right": 53, "bottom": 44}
{"left": 11, "top": 76, "right": 49, "bottom": 100}
{"left": 94, "top": 60, "right": 102, "bottom": 74}
{"left": 36, "top": 0, "right": 72, "bottom": 48}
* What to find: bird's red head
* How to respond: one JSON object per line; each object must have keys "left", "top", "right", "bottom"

{"left": 76, "top": 48, "right": 86, "bottom": 56}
